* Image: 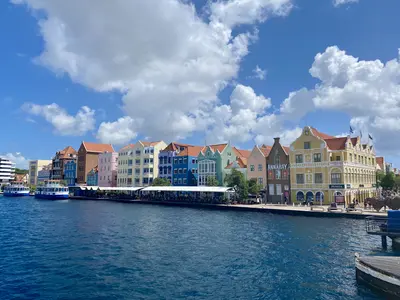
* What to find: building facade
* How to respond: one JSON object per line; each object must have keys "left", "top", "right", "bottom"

{"left": 266, "top": 138, "right": 290, "bottom": 203}
{"left": 118, "top": 141, "right": 167, "bottom": 187}
{"left": 290, "top": 126, "right": 377, "bottom": 205}
{"left": 197, "top": 143, "right": 250, "bottom": 186}
{"left": 51, "top": 146, "right": 77, "bottom": 180}
{"left": 87, "top": 167, "right": 98, "bottom": 186}
{"left": 0, "top": 157, "right": 16, "bottom": 184}
{"left": 37, "top": 164, "right": 52, "bottom": 185}
{"left": 29, "top": 160, "right": 52, "bottom": 185}
{"left": 247, "top": 145, "right": 271, "bottom": 189}
{"left": 77, "top": 142, "right": 114, "bottom": 185}
{"left": 385, "top": 162, "right": 393, "bottom": 174}
{"left": 172, "top": 146, "right": 203, "bottom": 186}
{"left": 159, "top": 142, "right": 190, "bottom": 184}
{"left": 64, "top": 160, "right": 77, "bottom": 186}
{"left": 98, "top": 151, "right": 118, "bottom": 187}
{"left": 376, "top": 157, "right": 385, "bottom": 172}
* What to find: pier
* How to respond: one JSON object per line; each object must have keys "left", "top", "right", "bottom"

{"left": 365, "top": 213, "right": 400, "bottom": 249}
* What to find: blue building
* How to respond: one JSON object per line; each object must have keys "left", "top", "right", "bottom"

{"left": 64, "top": 160, "right": 77, "bottom": 186}
{"left": 172, "top": 146, "right": 202, "bottom": 186}
{"left": 87, "top": 166, "right": 98, "bottom": 186}
{"left": 159, "top": 142, "right": 189, "bottom": 184}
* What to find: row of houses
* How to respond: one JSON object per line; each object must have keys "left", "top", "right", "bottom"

{"left": 22, "top": 126, "right": 395, "bottom": 205}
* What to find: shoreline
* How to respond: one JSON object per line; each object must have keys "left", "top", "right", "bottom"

{"left": 69, "top": 196, "right": 388, "bottom": 219}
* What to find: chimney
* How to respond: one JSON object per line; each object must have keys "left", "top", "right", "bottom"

{"left": 274, "top": 137, "right": 280, "bottom": 143}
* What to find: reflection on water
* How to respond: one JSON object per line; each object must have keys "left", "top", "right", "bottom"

{"left": 0, "top": 198, "right": 391, "bottom": 299}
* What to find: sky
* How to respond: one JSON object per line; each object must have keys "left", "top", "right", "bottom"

{"left": 2, "top": 0, "right": 400, "bottom": 169}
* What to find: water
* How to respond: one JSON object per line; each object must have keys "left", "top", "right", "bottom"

{"left": 0, "top": 197, "right": 393, "bottom": 299}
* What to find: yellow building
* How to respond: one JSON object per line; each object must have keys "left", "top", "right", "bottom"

{"left": 117, "top": 140, "right": 167, "bottom": 187}
{"left": 29, "top": 160, "right": 52, "bottom": 186}
{"left": 289, "top": 126, "right": 377, "bottom": 205}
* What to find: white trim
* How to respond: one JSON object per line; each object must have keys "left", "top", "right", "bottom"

{"left": 141, "top": 186, "right": 233, "bottom": 193}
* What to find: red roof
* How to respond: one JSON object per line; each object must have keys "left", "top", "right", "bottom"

{"left": 282, "top": 146, "right": 290, "bottom": 155}
{"left": 310, "top": 127, "right": 335, "bottom": 140}
{"left": 225, "top": 157, "right": 247, "bottom": 169}
{"left": 350, "top": 137, "right": 358, "bottom": 146}
{"left": 120, "top": 144, "right": 135, "bottom": 151}
{"left": 83, "top": 142, "right": 114, "bottom": 153}
{"left": 324, "top": 137, "right": 347, "bottom": 150}
{"left": 161, "top": 142, "right": 191, "bottom": 153}
{"left": 233, "top": 147, "right": 251, "bottom": 158}
{"left": 376, "top": 157, "right": 384, "bottom": 165}
{"left": 177, "top": 145, "right": 203, "bottom": 157}
{"left": 141, "top": 141, "right": 163, "bottom": 147}
{"left": 201, "top": 143, "right": 228, "bottom": 154}
{"left": 259, "top": 145, "right": 272, "bottom": 157}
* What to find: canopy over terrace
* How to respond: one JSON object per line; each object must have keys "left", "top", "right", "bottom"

{"left": 141, "top": 186, "right": 234, "bottom": 193}
{"left": 78, "top": 186, "right": 143, "bottom": 192}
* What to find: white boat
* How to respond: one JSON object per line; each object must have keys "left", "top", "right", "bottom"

{"left": 35, "top": 180, "right": 69, "bottom": 200}
{"left": 3, "top": 182, "right": 30, "bottom": 197}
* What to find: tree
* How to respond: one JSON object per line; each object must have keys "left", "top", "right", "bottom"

{"left": 376, "top": 171, "right": 385, "bottom": 187}
{"left": 248, "top": 178, "right": 262, "bottom": 195}
{"left": 206, "top": 176, "right": 219, "bottom": 186}
{"left": 381, "top": 172, "right": 395, "bottom": 190}
{"left": 15, "top": 168, "right": 28, "bottom": 175}
{"left": 224, "top": 169, "right": 248, "bottom": 201}
{"left": 152, "top": 177, "right": 171, "bottom": 186}
{"left": 394, "top": 176, "right": 400, "bottom": 190}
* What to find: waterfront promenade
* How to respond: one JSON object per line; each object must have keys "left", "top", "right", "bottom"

{"left": 70, "top": 196, "right": 388, "bottom": 219}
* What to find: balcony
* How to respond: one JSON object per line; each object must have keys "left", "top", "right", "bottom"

{"left": 329, "top": 161, "right": 343, "bottom": 167}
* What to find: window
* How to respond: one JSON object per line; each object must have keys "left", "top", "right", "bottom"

{"left": 258, "top": 177, "right": 263, "bottom": 185}
{"left": 135, "top": 151, "right": 141, "bottom": 156}
{"left": 179, "top": 168, "right": 182, "bottom": 174}
{"left": 150, "top": 158, "right": 153, "bottom": 163}
{"left": 183, "top": 178, "right": 187, "bottom": 184}
{"left": 313, "top": 153, "right": 321, "bottom": 162}
{"left": 135, "top": 168, "right": 140, "bottom": 174}
{"left": 304, "top": 142, "right": 311, "bottom": 149}
{"left": 276, "top": 184, "right": 282, "bottom": 195}
{"left": 135, "top": 159, "right": 140, "bottom": 165}
{"left": 314, "top": 173, "right": 323, "bottom": 184}
{"left": 349, "top": 153, "right": 352, "bottom": 162}
{"left": 128, "top": 169, "right": 132, "bottom": 175}
{"left": 178, "top": 178, "right": 182, "bottom": 184}
{"left": 336, "top": 156, "right": 341, "bottom": 161}
{"left": 183, "top": 168, "right": 187, "bottom": 174}
{"left": 269, "top": 184, "right": 274, "bottom": 195}
{"left": 258, "top": 164, "right": 262, "bottom": 171}
{"left": 179, "top": 158, "right": 183, "bottom": 164}
{"left": 183, "top": 157, "right": 187, "bottom": 164}
{"left": 331, "top": 173, "right": 342, "bottom": 184}
{"left": 296, "top": 174, "right": 304, "bottom": 184}
{"left": 295, "top": 154, "right": 303, "bottom": 163}
{"left": 174, "top": 178, "right": 177, "bottom": 184}
{"left": 250, "top": 165, "right": 255, "bottom": 171}
{"left": 275, "top": 170, "right": 281, "bottom": 179}
{"left": 174, "top": 158, "right": 178, "bottom": 164}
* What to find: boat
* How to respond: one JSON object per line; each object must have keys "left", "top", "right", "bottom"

{"left": 3, "top": 182, "right": 30, "bottom": 197}
{"left": 35, "top": 180, "right": 69, "bottom": 200}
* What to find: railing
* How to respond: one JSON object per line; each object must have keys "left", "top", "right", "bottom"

{"left": 365, "top": 216, "right": 400, "bottom": 237}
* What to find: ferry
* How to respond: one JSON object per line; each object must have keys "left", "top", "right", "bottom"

{"left": 35, "top": 180, "right": 69, "bottom": 200}
{"left": 3, "top": 182, "right": 30, "bottom": 197}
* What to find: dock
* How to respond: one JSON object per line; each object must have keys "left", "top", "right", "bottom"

{"left": 355, "top": 254, "right": 400, "bottom": 298}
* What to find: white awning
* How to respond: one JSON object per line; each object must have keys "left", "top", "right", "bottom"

{"left": 98, "top": 187, "right": 143, "bottom": 191}
{"left": 141, "top": 186, "right": 234, "bottom": 193}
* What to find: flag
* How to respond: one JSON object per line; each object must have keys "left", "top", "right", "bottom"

{"left": 369, "top": 134, "right": 373, "bottom": 140}
{"left": 360, "top": 130, "right": 363, "bottom": 138}
{"left": 350, "top": 126, "right": 354, "bottom": 134}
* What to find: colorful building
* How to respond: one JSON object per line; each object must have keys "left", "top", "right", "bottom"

{"left": 29, "top": 160, "right": 52, "bottom": 185}
{"left": 117, "top": 141, "right": 167, "bottom": 187}
{"left": 87, "top": 166, "right": 98, "bottom": 186}
{"left": 0, "top": 157, "right": 15, "bottom": 184}
{"left": 197, "top": 143, "right": 250, "bottom": 186}
{"left": 64, "top": 160, "right": 77, "bottom": 186}
{"left": 77, "top": 142, "right": 114, "bottom": 185}
{"left": 266, "top": 138, "right": 290, "bottom": 203}
{"left": 51, "top": 146, "right": 77, "bottom": 180}
{"left": 376, "top": 157, "right": 385, "bottom": 172}
{"left": 247, "top": 145, "right": 272, "bottom": 189}
{"left": 158, "top": 142, "right": 190, "bottom": 184}
{"left": 37, "top": 163, "right": 52, "bottom": 185}
{"left": 290, "top": 126, "right": 377, "bottom": 205}
{"left": 172, "top": 146, "right": 203, "bottom": 186}
{"left": 98, "top": 151, "right": 118, "bottom": 187}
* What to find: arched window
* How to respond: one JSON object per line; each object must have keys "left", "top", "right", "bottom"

{"left": 316, "top": 191, "right": 324, "bottom": 202}
{"left": 306, "top": 191, "right": 314, "bottom": 202}
{"left": 296, "top": 191, "right": 304, "bottom": 201}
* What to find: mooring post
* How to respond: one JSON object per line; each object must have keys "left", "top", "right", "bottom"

{"left": 381, "top": 236, "right": 388, "bottom": 249}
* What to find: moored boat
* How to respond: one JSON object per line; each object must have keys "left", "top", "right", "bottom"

{"left": 35, "top": 180, "right": 69, "bottom": 200}
{"left": 3, "top": 182, "right": 30, "bottom": 197}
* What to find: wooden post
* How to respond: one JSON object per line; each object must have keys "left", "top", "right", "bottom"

{"left": 381, "top": 236, "right": 387, "bottom": 249}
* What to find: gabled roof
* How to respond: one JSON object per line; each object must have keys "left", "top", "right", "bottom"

{"left": 177, "top": 146, "right": 203, "bottom": 157}
{"left": 350, "top": 137, "right": 358, "bottom": 146}
{"left": 120, "top": 144, "right": 135, "bottom": 151}
{"left": 161, "top": 142, "right": 191, "bottom": 153}
{"left": 324, "top": 137, "right": 347, "bottom": 151}
{"left": 310, "top": 127, "right": 335, "bottom": 140}
{"left": 376, "top": 157, "right": 384, "bottom": 165}
{"left": 140, "top": 141, "right": 163, "bottom": 147}
{"left": 82, "top": 142, "right": 114, "bottom": 153}
{"left": 233, "top": 147, "right": 251, "bottom": 159}
{"left": 200, "top": 143, "right": 228, "bottom": 154}
{"left": 259, "top": 145, "right": 272, "bottom": 157}
{"left": 225, "top": 157, "right": 247, "bottom": 169}
{"left": 282, "top": 146, "right": 290, "bottom": 155}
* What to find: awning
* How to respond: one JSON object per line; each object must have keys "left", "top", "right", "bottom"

{"left": 98, "top": 187, "right": 143, "bottom": 191}
{"left": 141, "top": 186, "right": 234, "bottom": 193}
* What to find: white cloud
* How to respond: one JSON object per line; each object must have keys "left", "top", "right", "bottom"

{"left": 22, "top": 103, "right": 95, "bottom": 136}
{"left": 333, "top": 0, "right": 359, "bottom": 7}
{"left": 282, "top": 45, "right": 400, "bottom": 156}
{"left": 210, "top": 0, "right": 293, "bottom": 28}
{"left": 3, "top": 153, "right": 29, "bottom": 169}
{"left": 251, "top": 65, "right": 267, "bottom": 80}
{"left": 97, "top": 117, "right": 138, "bottom": 145}
{"left": 12, "top": 0, "right": 293, "bottom": 143}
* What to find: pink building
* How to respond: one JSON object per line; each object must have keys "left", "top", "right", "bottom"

{"left": 98, "top": 151, "right": 118, "bottom": 187}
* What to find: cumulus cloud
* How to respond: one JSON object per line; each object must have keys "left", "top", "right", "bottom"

{"left": 12, "top": 0, "right": 293, "bottom": 143}
{"left": 22, "top": 103, "right": 95, "bottom": 136}
{"left": 96, "top": 117, "right": 139, "bottom": 145}
{"left": 333, "top": 0, "right": 359, "bottom": 7}
{"left": 251, "top": 65, "right": 267, "bottom": 80}
{"left": 282, "top": 45, "right": 400, "bottom": 155}
{"left": 3, "top": 152, "right": 29, "bottom": 169}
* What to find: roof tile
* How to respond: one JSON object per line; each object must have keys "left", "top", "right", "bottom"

{"left": 83, "top": 142, "right": 114, "bottom": 153}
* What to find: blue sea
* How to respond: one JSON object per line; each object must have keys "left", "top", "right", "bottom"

{"left": 0, "top": 197, "right": 392, "bottom": 299}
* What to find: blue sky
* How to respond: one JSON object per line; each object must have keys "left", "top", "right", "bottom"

{"left": 2, "top": 0, "right": 400, "bottom": 168}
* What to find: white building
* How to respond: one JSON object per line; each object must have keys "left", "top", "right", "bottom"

{"left": 0, "top": 157, "right": 16, "bottom": 184}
